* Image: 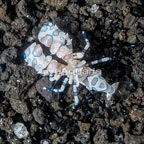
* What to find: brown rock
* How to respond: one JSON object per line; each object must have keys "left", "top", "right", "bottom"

{"left": 127, "top": 35, "right": 137, "bottom": 43}
{"left": 0, "top": 5, "right": 11, "bottom": 23}
{"left": 78, "top": 121, "right": 91, "bottom": 131}
{"left": 80, "top": 6, "right": 89, "bottom": 16}
{"left": 130, "top": 107, "right": 144, "bottom": 123}
{"left": 10, "top": 99, "right": 29, "bottom": 114}
{"left": 95, "top": 10, "right": 103, "bottom": 18}
{"left": 122, "top": 6, "right": 130, "bottom": 16}
{"left": 44, "top": 0, "right": 68, "bottom": 10}
{"left": 119, "top": 30, "right": 126, "bottom": 41}
{"left": 123, "top": 13, "right": 136, "bottom": 28}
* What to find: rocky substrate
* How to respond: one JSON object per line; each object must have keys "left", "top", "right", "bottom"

{"left": 0, "top": 0, "right": 144, "bottom": 143}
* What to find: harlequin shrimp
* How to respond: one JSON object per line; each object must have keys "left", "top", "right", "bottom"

{"left": 24, "top": 22, "right": 119, "bottom": 109}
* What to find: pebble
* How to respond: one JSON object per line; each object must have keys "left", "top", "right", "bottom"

{"left": 94, "top": 10, "right": 103, "bottom": 18}
{"left": 74, "top": 131, "right": 90, "bottom": 144}
{"left": 93, "top": 128, "right": 108, "bottom": 144}
{"left": 0, "top": 4, "right": 11, "bottom": 23}
{"left": 32, "top": 108, "right": 45, "bottom": 125}
{"left": 78, "top": 121, "right": 91, "bottom": 131}
{"left": 137, "top": 34, "right": 144, "bottom": 43}
{"left": 119, "top": 30, "right": 126, "bottom": 41}
{"left": 1, "top": 71, "right": 9, "bottom": 81}
{"left": 52, "top": 134, "right": 67, "bottom": 144}
{"left": 85, "top": 0, "right": 106, "bottom": 5}
{"left": 138, "top": 17, "right": 144, "bottom": 28}
{"left": 130, "top": 107, "right": 144, "bottom": 123}
{"left": 13, "top": 122, "right": 29, "bottom": 139}
{"left": 123, "top": 13, "right": 136, "bottom": 28}
{"left": 44, "top": 0, "right": 68, "bottom": 10}
{"left": 127, "top": 35, "right": 137, "bottom": 43}
{"left": 130, "top": 0, "right": 142, "bottom": 5}
{"left": 90, "top": 4, "right": 99, "bottom": 14}
{"left": 10, "top": 99, "right": 29, "bottom": 114}
{"left": 81, "top": 18, "right": 96, "bottom": 31}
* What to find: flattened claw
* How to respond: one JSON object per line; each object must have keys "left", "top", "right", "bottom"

{"left": 106, "top": 82, "right": 119, "bottom": 100}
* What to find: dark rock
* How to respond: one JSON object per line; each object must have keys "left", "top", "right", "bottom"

{"left": 33, "top": 0, "right": 41, "bottom": 3}
{"left": 70, "top": 21, "right": 79, "bottom": 33}
{"left": 124, "top": 132, "right": 144, "bottom": 144}
{"left": 1, "top": 71, "right": 9, "bottom": 81}
{"left": 0, "top": 20, "right": 11, "bottom": 32}
{"left": 81, "top": 18, "right": 96, "bottom": 31}
{"left": 105, "top": 1, "right": 117, "bottom": 13}
{"left": 105, "top": 18, "right": 112, "bottom": 29}
{"left": 4, "top": 64, "right": 37, "bottom": 99}
{"left": 16, "top": 0, "right": 36, "bottom": 24}
{"left": 137, "top": 34, "right": 144, "bottom": 43}
{"left": 93, "top": 128, "right": 108, "bottom": 144}
{"left": 0, "top": 47, "right": 17, "bottom": 64}
{"left": 32, "top": 108, "right": 45, "bottom": 125}
{"left": 113, "top": 32, "right": 119, "bottom": 39}
{"left": 133, "top": 122, "right": 143, "bottom": 135}
{"left": 130, "top": 0, "right": 142, "bottom": 5}
{"left": 138, "top": 17, "right": 144, "bottom": 28}
{"left": 85, "top": 0, "right": 106, "bottom": 5}
{"left": 11, "top": 18, "right": 29, "bottom": 37}
{"left": 3, "top": 32, "right": 22, "bottom": 47}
